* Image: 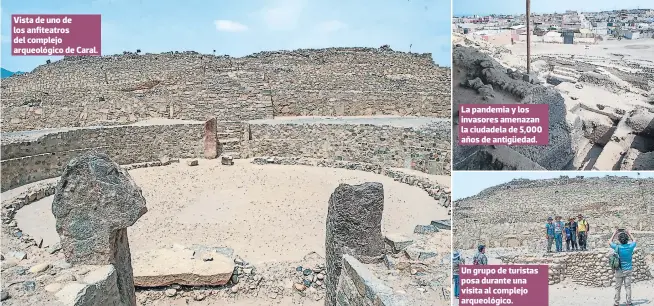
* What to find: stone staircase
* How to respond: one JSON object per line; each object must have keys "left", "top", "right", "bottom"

{"left": 553, "top": 66, "right": 581, "bottom": 80}
{"left": 547, "top": 66, "right": 581, "bottom": 85}
{"left": 216, "top": 121, "right": 246, "bottom": 158}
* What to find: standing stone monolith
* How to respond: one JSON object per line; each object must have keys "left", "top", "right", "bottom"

{"left": 204, "top": 118, "right": 218, "bottom": 159}
{"left": 325, "top": 182, "right": 385, "bottom": 306}
{"left": 52, "top": 152, "right": 147, "bottom": 306}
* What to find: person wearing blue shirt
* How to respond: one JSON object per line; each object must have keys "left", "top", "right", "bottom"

{"left": 545, "top": 217, "right": 555, "bottom": 253}
{"left": 608, "top": 228, "right": 637, "bottom": 306}
{"left": 452, "top": 251, "right": 464, "bottom": 299}
{"left": 553, "top": 216, "right": 564, "bottom": 252}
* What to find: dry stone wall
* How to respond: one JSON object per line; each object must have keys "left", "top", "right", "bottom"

{"left": 1, "top": 117, "right": 450, "bottom": 193}
{"left": 1, "top": 48, "right": 450, "bottom": 132}
{"left": 244, "top": 120, "right": 451, "bottom": 175}
{"left": 499, "top": 249, "right": 652, "bottom": 287}
{"left": 452, "top": 45, "right": 578, "bottom": 170}
{"left": 0, "top": 122, "right": 204, "bottom": 191}
{"left": 453, "top": 176, "right": 654, "bottom": 249}
{"left": 335, "top": 255, "right": 409, "bottom": 306}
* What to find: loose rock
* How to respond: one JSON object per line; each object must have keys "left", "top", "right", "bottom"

{"left": 45, "top": 283, "right": 63, "bottom": 293}
{"left": 294, "top": 283, "right": 306, "bottom": 292}
{"left": 193, "top": 293, "right": 206, "bottom": 301}
{"left": 29, "top": 263, "right": 51, "bottom": 274}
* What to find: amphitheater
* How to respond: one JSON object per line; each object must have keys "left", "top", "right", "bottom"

{"left": 452, "top": 34, "right": 654, "bottom": 171}
{"left": 453, "top": 175, "right": 654, "bottom": 304}
{"left": 0, "top": 47, "right": 452, "bottom": 306}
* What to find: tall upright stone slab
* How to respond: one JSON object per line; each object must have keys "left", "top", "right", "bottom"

{"left": 52, "top": 152, "right": 147, "bottom": 306}
{"left": 325, "top": 182, "right": 385, "bottom": 306}
{"left": 204, "top": 117, "right": 218, "bottom": 159}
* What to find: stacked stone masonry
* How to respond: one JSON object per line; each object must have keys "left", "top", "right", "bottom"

{"left": 1, "top": 118, "right": 450, "bottom": 192}
{"left": 0, "top": 162, "right": 431, "bottom": 306}
{"left": 1, "top": 48, "right": 451, "bottom": 132}
{"left": 244, "top": 121, "right": 451, "bottom": 175}
{"left": 453, "top": 176, "right": 654, "bottom": 250}
{"left": 452, "top": 45, "right": 578, "bottom": 170}
{"left": 335, "top": 255, "right": 409, "bottom": 306}
{"left": 499, "top": 250, "right": 652, "bottom": 287}
{"left": 0, "top": 122, "right": 205, "bottom": 192}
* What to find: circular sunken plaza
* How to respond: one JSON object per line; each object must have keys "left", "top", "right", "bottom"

{"left": 1, "top": 48, "right": 452, "bottom": 306}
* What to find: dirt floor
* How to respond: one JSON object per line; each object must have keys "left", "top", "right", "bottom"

{"left": 3, "top": 158, "right": 450, "bottom": 305}
{"left": 14, "top": 159, "right": 447, "bottom": 264}
{"left": 454, "top": 248, "right": 654, "bottom": 306}
{"left": 509, "top": 39, "right": 654, "bottom": 65}
{"left": 453, "top": 279, "right": 654, "bottom": 306}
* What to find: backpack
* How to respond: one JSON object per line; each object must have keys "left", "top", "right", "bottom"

{"left": 609, "top": 245, "right": 621, "bottom": 270}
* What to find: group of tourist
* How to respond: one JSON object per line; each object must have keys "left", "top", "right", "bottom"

{"left": 545, "top": 214, "right": 590, "bottom": 253}
{"left": 452, "top": 229, "right": 639, "bottom": 305}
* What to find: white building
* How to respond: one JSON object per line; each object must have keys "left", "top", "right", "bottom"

{"left": 592, "top": 22, "right": 609, "bottom": 35}
{"left": 624, "top": 30, "right": 640, "bottom": 39}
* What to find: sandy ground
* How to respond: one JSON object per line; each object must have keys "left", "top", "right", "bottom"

{"left": 558, "top": 82, "right": 650, "bottom": 111}
{"left": 14, "top": 159, "right": 448, "bottom": 264}
{"left": 497, "top": 39, "right": 654, "bottom": 75}
{"left": 453, "top": 248, "right": 654, "bottom": 306}
{"left": 509, "top": 39, "right": 654, "bottom": 65}
{"left": 142, "top": 297, "right": 323, "bottom": 306}
{"left": 453, "top": 279, "right": 654, "bottom": 306}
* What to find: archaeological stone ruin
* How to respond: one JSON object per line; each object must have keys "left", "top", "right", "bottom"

{"left": 1, "top": 48, "right": 452, "bottom": 193}
{"left": 454, "top": 175, "right": 654, "bottom": 250}
{"left": 1, "top": 47, "right": 451, "bottom": 306}
{"left": 452, "top": 34, "right": 654, "bottom": 170}
{"left": 499, "top": 249, "right": 652, "bottom": 287}
{"left": 325, "top": 182, "right": 450, "bottom": 306}
{"left": 52, "top": 152, "right": 147, "bottom": 305}
{"left": 0, "top": 158, "right": 448, "bottom": 305}
{"left": 453, "top": 175, "right": 654, "bottom": 288}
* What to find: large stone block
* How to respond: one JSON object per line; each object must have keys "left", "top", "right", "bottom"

{"left": 325, "top": 182, "right": 385, "bottom": 306}
{"left": 337, "top": 255, "right": 409, "bottom": 306}
{"left": 52, "top": 152, "right": 147, "bottom": 306}
{"left": 132, "top": 248, "right": 234, "bottom": 287}
{"left": 204, "top": 118, "right": 218, "bottom": 159}
{"left": 56, "top": 265, "right": 122, "bottom": 306}
{"left": 384, "top": 234, "right": 414, "bottom": 253}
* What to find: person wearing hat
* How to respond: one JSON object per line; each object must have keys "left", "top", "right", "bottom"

{"left": 577, "top": 214, "right": 590, "bottom": 251}
{"left": 545, "top": 216, "right": 555, "bottom": 253}
{"left": 473, "top": 245, "right": 488, "bottom": 265}
{"left": 452, "top": 251, "right": 465, "bottom": 299}
{"left": 569, "top": 216, "right": 579, "bottom": 251}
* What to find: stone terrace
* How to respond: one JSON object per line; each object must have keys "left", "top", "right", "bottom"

{"left": 453, "top": 176, "right": 654, "bottom": 250}
{"left": 1, "top": 47, "right": 451, "bottom": 131}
